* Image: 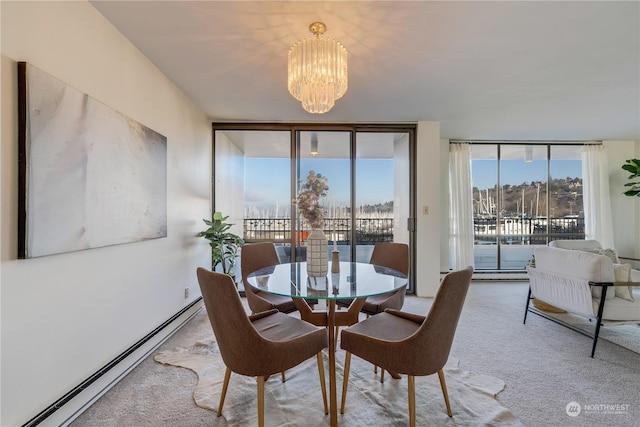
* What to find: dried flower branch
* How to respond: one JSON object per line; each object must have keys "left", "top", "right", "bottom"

{"left": 297, "top": 170, "right": 329, "bottom": 229}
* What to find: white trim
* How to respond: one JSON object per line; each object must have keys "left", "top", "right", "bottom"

{"left": 36, "top": 302, "right": 203, "bottom": 427}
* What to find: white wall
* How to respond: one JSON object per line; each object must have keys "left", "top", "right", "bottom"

{"left": 1, "top": 2, "right": 212, "bottom": 425}
{"left": 604, "top": 140, "right": 640, "bottom": 258}
{"left": 415, "top": 121, "right": 441, "bottom": 296}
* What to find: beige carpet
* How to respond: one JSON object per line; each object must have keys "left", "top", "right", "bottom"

{"left": 155, "top": 336, "right": 523, "bottom": 427}
{"left": 69, "top": 286, "right": 640, "bottom": 427}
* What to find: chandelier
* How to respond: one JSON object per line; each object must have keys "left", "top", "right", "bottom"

{"left": 288, "top": 22, "right": 348, "bottom": 114}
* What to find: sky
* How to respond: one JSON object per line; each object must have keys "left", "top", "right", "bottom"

{"left": 243, "top": 157, "right": 583, "bottom": 211}
{"left": 244, "top": 158, "right": 395, "bottom": 211}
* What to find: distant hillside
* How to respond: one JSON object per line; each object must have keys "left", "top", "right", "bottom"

{"left": 474, "top": 177, "right": 582, "bottom": 217}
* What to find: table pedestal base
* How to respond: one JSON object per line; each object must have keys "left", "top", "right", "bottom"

{"left": 293, "top": 298, "right": 366, "bottom": 427}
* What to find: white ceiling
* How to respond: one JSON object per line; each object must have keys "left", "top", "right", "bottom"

{"left": 90, "top": 1, "right": 639, "bottom": 141}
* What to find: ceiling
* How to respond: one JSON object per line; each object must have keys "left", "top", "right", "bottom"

{"left": 90, "top": 1, "right": 639, "bottom": 141}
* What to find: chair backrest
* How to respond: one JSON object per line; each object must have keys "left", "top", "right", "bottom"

{"left": 369, "top": 242, "right": 409, "bottom": 276}
{"left": 240, "top": 242, "right": 281, "bottom": 311}
{"left": 411, "top": 266, "right": 473, "bottom": 375}
{"left": 196, "top": 268, "right": 265, "bottom": 375}
{"left": 241, "top": 242, "right": 280, "bottom": 286}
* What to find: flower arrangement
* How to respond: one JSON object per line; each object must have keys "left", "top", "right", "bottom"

{"left": 297, "top": 170, "right": 329, "bottom": 229}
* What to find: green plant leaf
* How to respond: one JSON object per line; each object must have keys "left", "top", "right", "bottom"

{"left": 198, "top": 212, "right": 244, "bottom": 271}
{"left": 621, "top": 159, "right": 640, "bottom": 198}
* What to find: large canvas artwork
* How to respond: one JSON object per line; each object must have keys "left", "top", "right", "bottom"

{"left": 17, "top": 62, "right": 167, "bottom": 258}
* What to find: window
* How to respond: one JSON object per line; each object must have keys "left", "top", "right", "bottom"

{"left": 471, "top": 143, "right": 584, "bottom": 270}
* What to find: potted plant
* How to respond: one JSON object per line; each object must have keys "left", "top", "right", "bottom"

{"left": 198, "top": 212, "right": 245, "bottom": 279}
{"left": 622, "top": 159, "right": 640, "bottom": 198}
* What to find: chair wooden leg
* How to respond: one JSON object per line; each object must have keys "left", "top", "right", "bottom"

{"left": 218, "top": 367, "right": 231, "bottom": 417}
{"left": 258, "top": 376, "right": 265, "bottom": 427}
{"left": 408, "top": 375, "right": 416, "bottom": 427}
{"left": 437, "top": 369, "right": 453, "bottom": 417}
{"left": 317, "top": 352, "right": 328, "bottom": 414}
{"left": 335, "top": 326, "right": 339, "bottom": 349}
{"left": 379, "top": 367, "right": 400, "bottom": 382}
{"left": 281, "top": 371, "right": 286, "bottom": 382}
{"left": 340, "top": 351, "right": 352, "bottom": 414}
{"left": 369, "top": 313, "right": 378, "bottom": 376}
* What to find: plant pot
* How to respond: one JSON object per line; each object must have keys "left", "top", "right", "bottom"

{"left": 306, "top": 228, "right": 328, "bottom": 277}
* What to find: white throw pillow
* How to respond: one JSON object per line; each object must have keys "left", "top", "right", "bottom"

{"left": 613, "top": 263, "right": 634, "bottom": 302}
{"left": 584, "top": 248, "right": 620, "bottom": 264}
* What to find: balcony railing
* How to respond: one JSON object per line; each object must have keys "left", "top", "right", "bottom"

{"left": 241, "top": 216, "right": 589, "bottom": 271}
{"left": 243, "top": 218, "right": 394, "bottom": 243}
{"left": 244, "top": 216, "right": 585, "bottom": 245}
{"left": 473, "top": 216, "right": 585, "bottom": 245}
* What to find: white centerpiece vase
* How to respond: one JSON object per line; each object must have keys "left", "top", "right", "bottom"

{"left": 306, "top": 228, "right": 329, "bottom": 277}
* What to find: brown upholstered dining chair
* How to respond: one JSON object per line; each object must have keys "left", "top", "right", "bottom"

{"left": 336, "top": 242, "right": 409, "bottom": 378}
{"left": 241, "top": 242, "right": 298, "bottom": 314}
{"left": 336, "top": 242, "right": 409, "bottom": 314}
{"left": 360, "top": 242, "right": 409, "bottom": 315}
{"left": 196, "top": 268, "right": 328, "bottom": 427}
{"left": 340, "top": 266, "right": 473, "bottom": 427}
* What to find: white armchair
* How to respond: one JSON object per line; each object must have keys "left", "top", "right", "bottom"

{"left": 548, "top": 239, "right": 640, "bottom": 281}
{"left": 525, "top": 240, "right": 640, "bottom": 357}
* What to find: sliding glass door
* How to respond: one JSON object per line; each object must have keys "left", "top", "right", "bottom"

{"left": 213, "top": 124, "right": 415, "bottom": 291}
{"left": 296, "top": 131, "right": 352, "bottom": 262}
{"left": 214, "top": 130, "right": 291, "bottom": 244}
{"left": 355, "top": 131, "right": 411, "bottom": 262}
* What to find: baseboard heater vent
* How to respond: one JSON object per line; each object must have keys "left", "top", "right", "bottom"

{"left": 22, "top": 298, "right": 202, "bottom": 427}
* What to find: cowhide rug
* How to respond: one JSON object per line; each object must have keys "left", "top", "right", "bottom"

{"left": 155, "top": 337, "right": 523, "bottom": 426}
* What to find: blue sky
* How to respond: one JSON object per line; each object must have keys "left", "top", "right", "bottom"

{"left": 244, "top": 157, "right": 583, "bottom": 209}
{"left": 244, "top": 158, "right": 394, "bottom": 209}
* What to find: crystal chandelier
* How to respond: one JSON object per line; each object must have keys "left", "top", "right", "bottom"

{"left": 288, "top": 22, "right": 348, "bottom": 114}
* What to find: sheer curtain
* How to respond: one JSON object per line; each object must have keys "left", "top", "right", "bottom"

{"left": 582, "top": 144, "right": 615, "bottom": 248}
{"left": 449, "top": 143, "right": 475, "bottom": 269}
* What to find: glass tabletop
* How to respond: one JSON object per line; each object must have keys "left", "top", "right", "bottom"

{"left": 246, "top": 261, "right": 408, "bottom": 300}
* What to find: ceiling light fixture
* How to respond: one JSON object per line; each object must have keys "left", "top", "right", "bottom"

{"left": 288, "top": 22, "right": 348, "bottom": 114}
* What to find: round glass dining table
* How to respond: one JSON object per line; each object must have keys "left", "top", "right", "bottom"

{"left": 247, "top": 261, "right": 408, "bottom": 427}
{"left": 247, "top": 261, "right": 407, "bottom": 300}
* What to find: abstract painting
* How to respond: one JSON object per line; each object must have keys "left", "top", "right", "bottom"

{"left": 17, "top": 62, "right": 167, "bottom": 258}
